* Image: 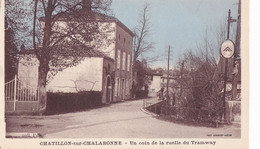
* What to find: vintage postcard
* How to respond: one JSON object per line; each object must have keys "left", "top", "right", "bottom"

{"left": 0, "top": 0, "right": 249, "bottom": 148}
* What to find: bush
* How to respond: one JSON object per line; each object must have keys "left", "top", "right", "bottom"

{"left": 135, "top": 90, "right": 148, "bottom": 98}
{"left": 46, "top": 91, "right": 102, "bottom": 115}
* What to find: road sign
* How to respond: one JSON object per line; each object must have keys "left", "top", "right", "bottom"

{"left": 221, "top": 40, "right": 235, "bottom": 58}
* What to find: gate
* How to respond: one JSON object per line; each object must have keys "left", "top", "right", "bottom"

{"left": 5, "top": 75, "right": 39, "bottom": 112}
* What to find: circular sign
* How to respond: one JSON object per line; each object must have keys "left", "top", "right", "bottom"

{"left": 220, "top": 40, "right": 235, "bottom": 58}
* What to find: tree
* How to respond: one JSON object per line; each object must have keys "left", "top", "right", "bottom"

{"left": 4, "top": 0, "right": 32, "bottom": 82}
{"left": 134, "top": 59, "right": 153, "bottom": 98}
{"left": 5, "top": 20, "right": 18, "bottom": 82}
{"left": 5, "top": 0, "right": 33, "bottom": 47}
{"left": 135, "top": 59, "right": 152, "bottom": 89}
{"left": 132, "top": 2, "right": 154, "bottom": 74}
{"left": 170, "top": 50, "right": 223, "bottom": 122}
{"left": 29, "top": 0, "right": 113, "bottom": 114}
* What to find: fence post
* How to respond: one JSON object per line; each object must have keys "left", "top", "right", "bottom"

{"left": 13, "top": 75, "right": 17, "bottom": 111}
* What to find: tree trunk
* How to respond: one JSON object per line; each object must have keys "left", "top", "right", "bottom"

{"left": 36, "top": 0, "right": 52, "bottom": 115}
{"left": 37, "top": 61, "right": 49, "bottom": 115}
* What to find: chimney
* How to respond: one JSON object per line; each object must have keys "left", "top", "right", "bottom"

{"left": 82, "top": 0, "right": 92, "bottom": 11}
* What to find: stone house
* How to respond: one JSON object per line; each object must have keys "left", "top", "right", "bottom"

{"left": 18, "top": 49, "right": 114, "bottom": 104}
{"left": 147, "top": 72, "right": 177, "bottom": 97}
{"left": 18, "top": 5, "right": 134, "bottom": 104}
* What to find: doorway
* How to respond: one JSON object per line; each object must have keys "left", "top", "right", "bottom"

{"left": 106, "top": 76, "right": 112, "bottom": 103}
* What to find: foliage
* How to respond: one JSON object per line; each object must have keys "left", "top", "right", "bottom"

{"left": 5, "top": 0, "right": 33, "bottom": 82}
{"left": 5, "top": 21, "right": 18, "bottom": 82}
{"left": 135, "top": 60, "right": 152, "bottom": 89}
{"left": 5, "top": 0, "right": 113, "bottom": 114}
{"left": 173, "top": 50, "right": 223, "bottom": 112}
{"left": 5, "top": 0, "right": 35, "bottom": 48}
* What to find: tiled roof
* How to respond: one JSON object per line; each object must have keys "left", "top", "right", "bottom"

{"left": 39, "top": 10, "right": 135, "bottom": 37}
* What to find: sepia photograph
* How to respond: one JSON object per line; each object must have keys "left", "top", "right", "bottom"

{"left": 0, "top": 0, "right": 250, "bottom": 148}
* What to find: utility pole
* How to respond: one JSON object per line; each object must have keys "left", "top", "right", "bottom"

{"left": 223, "top": 9, "right": 236, "bottom": 121}
{"left": 166, "top": 46, "right": 170, "bottom": 105}
{"left": 232, "top": 0, "right": 241, "bottom": 101}
{"left": 164, "top": 45, "right": 171, "bottom": 115}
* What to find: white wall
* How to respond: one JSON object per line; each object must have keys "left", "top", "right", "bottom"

{"left": 47, "top": 57, "right": 103, "bottom": 93}
{"left": 40, "top": 20, "right": 116, "bottom": 60}
{"left": 149, "top": 76, "right": 162, "bottom": 97}
{"left": 18, "top": 55, "right": 104, "bottom": 93}
{"left": 18, "top": 55, "right": 39, "bottom": 89}
{"left": 93, "top": 22, "right": 116, "bottom": 60}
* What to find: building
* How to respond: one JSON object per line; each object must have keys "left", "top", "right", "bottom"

{"left": 17, "top": 4, "right": 134, "bottom": 104}
{"left": 148, "top": 72, "right": 177, "bottom": 97}
{"left": 18, "top": 49, "right": 114, "bottom": 104}
{"left": 148, "top": 73, "right": 162, "bottom": 97}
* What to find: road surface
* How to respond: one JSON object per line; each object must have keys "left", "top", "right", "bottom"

{"left": 6, "top": 98, "right": 240, "bottom": 138}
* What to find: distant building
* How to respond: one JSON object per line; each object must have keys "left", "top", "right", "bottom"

{"left": 148, "top": 73, "right": 162, "bottom": 97}
{"left": 147, "top": 71, "right": 177, "bottom": 97}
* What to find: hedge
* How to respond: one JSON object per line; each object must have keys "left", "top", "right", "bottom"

{"left": 135, "top": 90, "right": 148, "bottom": 98}
{"left": 46, "top": 91, "right": 102, "bottom": 115}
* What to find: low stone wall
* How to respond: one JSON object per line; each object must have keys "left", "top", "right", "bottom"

{"left": 5, "top": 101, "right": 38, "bottom": 113}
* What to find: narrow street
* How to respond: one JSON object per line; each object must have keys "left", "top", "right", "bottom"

{"left": 6, "top": 98, "right": 240, "bottom": 138}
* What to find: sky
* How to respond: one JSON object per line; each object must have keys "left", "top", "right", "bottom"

{"left": 111, "top": 0, "right": 239, "bottom": 68}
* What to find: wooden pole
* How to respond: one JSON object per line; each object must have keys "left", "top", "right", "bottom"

{"left": 223, "top": 9, "right": 235, "bottom": 121}
{"left": 167, "top": 46, "right": 170, "bottom": 103}
{"left": 232, "top": 0, "right": 241, "bottom": 101}
{"left": 166, "top": 46, "right": 170, "bottom": 115}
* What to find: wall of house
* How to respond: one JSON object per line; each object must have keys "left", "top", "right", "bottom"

{"left": 114, "top": 24, "right": 133, "bottom": 101}
{"left": 18, "top": 56, "right": 103, "bottom": 93}
{"left": 18, "top": 54, "right": 39, "bottom": 89}
{"left": 94, "top": 22, "right": 116, "bottom": 59}
{"left": 161, "top": 77, "right": 176, "bottom": 86}
{"left": 101, "top": 58, "right": 114, "bottom": 104}
{"left": 47, "top": 57, "right": 103, "bottom": 93}
{"left": 149, "top": 75, "right": 162, "bottom": 97}
{"left": 40, "top": 20, "right": 117, "bottom": 60}
{"left": 38, "top": 17, "right": 132, "bottom": 102}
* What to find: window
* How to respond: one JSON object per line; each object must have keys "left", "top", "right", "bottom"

{"left": 108, "top": 64, "right": 110, "bottom": 72}
{"left": 117, "top": 78, "right": 120, "bottom": 96}
{"left": 122, "top": 79, "right": 125, "bottom": 97}
{"left": 126, "top": 79, "right": 129, "bottom": 95}
{"left": 127, "top": 54, "right": 131, "bottom": 71}
{"left": 125, "top": 53, "right": 128, "bottom": 71}
{"left": 118, "top": 34, "right": 120, "bottom": 40}
{"left": 115, "top": 79, "right": 117, "bottom": 95}
{"left": 117, "top": 50, "right": 120, "bottom": 69}
{"left": 122, "top": 52, "right": 126, "bottom": 70}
